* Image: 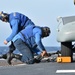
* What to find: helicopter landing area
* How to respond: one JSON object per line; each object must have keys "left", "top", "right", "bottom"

{"left": 0, "top": 57, "right": 75, "bottom": 75}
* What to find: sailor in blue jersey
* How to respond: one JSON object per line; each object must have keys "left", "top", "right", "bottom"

{"left": 0, "top": 11, "right": 35, "bottom": 60}
{"left": 7, "top": 25, "right": 50, "bottom": 64}
{"left": 0, "top": 11, "right": 34, "bottom": 44}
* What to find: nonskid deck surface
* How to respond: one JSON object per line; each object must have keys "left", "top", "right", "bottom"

{"left": 0, "top": 59, "right": 24, "bottom": 66}
{"left": 0, "top": 54, "right": 75, "bottom": 75}
{"left": 0, "top": 60, "right": 75, "bottom": 75}
{"left": 0, "top": 52, "right": 75, "bottom": 66}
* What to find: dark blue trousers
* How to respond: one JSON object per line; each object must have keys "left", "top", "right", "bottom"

{"left": 14, "top": 38, "right": 34, "bottom": 64}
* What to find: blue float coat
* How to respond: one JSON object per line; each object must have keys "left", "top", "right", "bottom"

{"left": 12, "top": 25, "right": 45, "bottom": 51}
{"left": 6, "top": 12, "right": 34, "bottom": 42}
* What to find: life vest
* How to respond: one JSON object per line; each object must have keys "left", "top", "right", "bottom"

{"left": 19, "top": 25, "right": 37, "bottom": 48}
{"left": 9, "top": 12, "right": 34, "bottom": 30}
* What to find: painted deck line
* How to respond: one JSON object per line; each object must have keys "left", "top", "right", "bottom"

{"left": 12, "top": 63, "right": 26, "bottom": 66}
{"left": 56, "top": 70, "right": 75, "bottom": 73}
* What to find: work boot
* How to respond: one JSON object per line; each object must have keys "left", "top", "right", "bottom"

{"left": 34, "top": 55, "right": 43, "bottom": 63}
{"left": 14, "top": 54, "right": 22, "bottom": 60}
{"left": 7, "top": 52, "right": 14, "bottom": 65}
{"left": 9, "top": 41, "right": 16, "bottom": 53}
{"left": 0, "top": 54, "right": 7, "bottom": 59}
{"left": 34, "top": 58, "right": 41, "bottom": 63}
{"left": 7, "top": 53, "right": 22, "bottom": 65}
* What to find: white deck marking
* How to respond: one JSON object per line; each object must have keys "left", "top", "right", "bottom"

{"left": 12, "top": 64, "right": 26, "bottom": 66}
{"left": 56, "top": 70, "right": 75, "bottom": 73}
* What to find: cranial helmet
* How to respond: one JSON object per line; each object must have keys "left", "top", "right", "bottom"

{"left": 0, "top": 11, "right": 8, "bottom": 20}
{"left": 41, "top": 26, "right": 51, "bottom": 37}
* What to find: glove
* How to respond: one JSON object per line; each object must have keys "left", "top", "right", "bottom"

{"left": 41, "top": 51, "right": 48, "bottom": 57}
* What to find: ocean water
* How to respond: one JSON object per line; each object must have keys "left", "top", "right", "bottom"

{"left": 0, "top": 46, "right": 61, "bottom": 55}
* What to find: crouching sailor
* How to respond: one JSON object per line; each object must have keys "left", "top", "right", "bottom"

{"left": 4, "top": 25, "right": 51, "bottom": 64}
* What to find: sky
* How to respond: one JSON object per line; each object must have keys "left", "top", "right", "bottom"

{"left": 0, "top": 0, "right": 75, "bottom": 47}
